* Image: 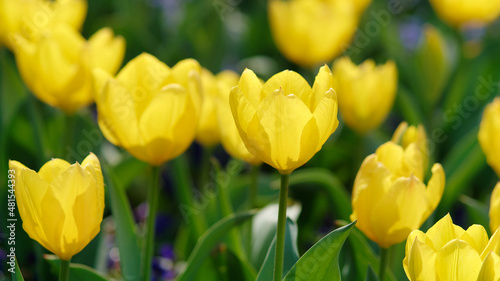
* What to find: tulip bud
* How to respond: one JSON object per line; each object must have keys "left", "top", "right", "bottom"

{"left": 196, "top": 69, "right": 221, "bottom": 147}
{"left": 351, "top": 141, "right": 445, "bottom": 248}
{"left": 392, "top": 121, "right": 430, "bottom": 171}
{"left": 13, "top": 25, "right": 125, "bottom": 113}
{"left": 429, "top": 0, "right": 500, "bottom": 27}
{"left": 479, "top": 98, "right": 500, "bottom": 177}
{"left": 333, "top": 56, "right": 398, "bottom": 134}
{"left": 268, "top": 0, "right": 359, "bottom": 67}
{"left": 0, "top": 0, "right": 87, "bottom": 50}
{"left": 94, "top": 53, "right": 201, "bottom": 166}
{"left": 229, "top": 65, "right": 339, "bottom": 174}
{"left": 215, "top": 70, "right": 260, "bottom": 164}
{"left": 491, "top": 182, "right": 500, "bottom": 234}
{"left": 404, "top": 214, "right": 500, "bottom": 281}
{"left": 9, "top": 153, "right": 104, "bottom": 261}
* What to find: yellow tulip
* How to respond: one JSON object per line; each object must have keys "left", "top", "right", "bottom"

{"left": 0, "top": 0, "right": 87, "bottom": 49}
{"left": 351, "top": 141, "right": 445, "bottom": 248}
{"left": 94, "top": 53, "right": 201, "bottom": 166}
{"left": 268, "top": 0, "right": 359, "bottom": 67}
{"left": 229, "top": 65, "right": 339, "bottom": 174}
{"left": 9, "top": 153, "right": 104, "bottom": 261}
{"left": 333, "top": 56, "right": 397, "bottom": 134}
{"left": 429, "top": 0, "right": 500, "bottom": 27}
{"left": 491, "top": 182, "right": 500, "bottom": 233}
{"left": 13, "top": 25, "right": 125, "bottom": 113}
{"left": 392, "top": 121, "right": 429, "bottom": 171}
{"left": 215, "top": 70, "right": 261, "bottom": 164}
{"left": 479, "top": 98, "right": 500, "bottom": 177}
{"left": 403, "top": 214, "right": 500, "bottom": 281}
{"left": 196, "top": 69, "right": 220, "bottom": 147}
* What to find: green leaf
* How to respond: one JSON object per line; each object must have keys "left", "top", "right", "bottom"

{"left": 365, "top": 265, "right": 379, "bottom": 281}
{"left": 283, "top": 221, "right": 356, "bottom": 281}
{"left": 102, "top": 164, "right": 141, "bottom": 281}
{"left": 460, "top": 195, "right": 490, "bottom": 233}
{"left": 45, "top": 255, "right": 109, "bottom": 281}
{"left": 250, "top": 203, "right": 302, "bottom": 269}
{"left": 11, "top": 258, "right": 25, "bottom": 281}
{"left": 177, "top": 210, "right": 257, "bottom": 281}
{"left": 256, "top": 218, "right": 300, "bottom": 281}
{"left": 286, "top": 168, "right": 352, "bottom": 220}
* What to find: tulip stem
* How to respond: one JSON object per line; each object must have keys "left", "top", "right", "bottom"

{"left": 142, "top": 165, "right": 161, "bottom": 281}
{"left": 59, "top": 259, "right": 70, "bottom": 281}
{"left": 249, "top": 164, "right": 260, "bottom": 209}
{"left": 379, "top": 247, "right": 390, "bottom": 281}
{"left": 274, "top": 173, "right": 290, "bottom": 281}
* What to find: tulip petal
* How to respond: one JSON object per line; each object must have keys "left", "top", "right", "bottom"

{"left": 313, "top": 89, "right": 339, "bottom": 146}
{"left": 461, "top": 224, "right": 489, "bottom": 254}
{"left": 238, "top": 68, "right": 264, "bottom": 107}
{"left": 423, "top": 164, "right": 445, "bottom": 218}
{"left": 262, "top": 70, "right": 312, "bottom": 109}
{"left": 38, "top": 159, "right": 71, "bottom": 184}
{"left": 230, "top": 86, "right": 258, "bottom": 134}
{"left": 436, "top": 239, "right": 482, "bottom": 281}
{"left": 88, "top": 27, "right": 125, "bottom": 74}
{"left": 375, "top": 142, "right": 404, "bottom": 177}
{"left": 481, "top": 228, "right": 500, "bottom": 260}
{"left": 490, "top": 182, "right": 500, "bottom": 234}
{"left": 425, "top": 214, "right": 465, "bottom": 250}
{"left": 311, "top": 65, "right": 334, "bottom": 110}
{"left": 405, "top": 237, "right": 437, "bottom": 281}
{"left": 81, "top": 153, "right": 104, "bottom": 196}
{"left": 477, "top": 252, "right": 500, "bottom": 281}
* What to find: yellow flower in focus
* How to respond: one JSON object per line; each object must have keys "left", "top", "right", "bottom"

{"left": 491, "top": 182, "right": 500, "bottom": 233}
{"left": 14, "top": 25, "right": 125, "bottom": 113}
{"left": 403, "top": 214, "right": 500, "bottom": 281}
{"left": 333, "top": 57, "right": 397, "bottom": 134}
{"left": 230, "top": 66, "right": 339, "bottom": 174}
{"left": 479, "top": 98, "right": 500, "bottom": 177}
{"left": 351, "top": 141, "right": 445, "bottom": 248}
{"left": 215, "top": 70, "right": 260, "bottom": 165}
{"left": 196, "top": 69, "right": 220, "bottom": 147}
{"left": 392, "top": 121, "right": 429, "bottom": 171}
{"left": 268, "top": 0, "right": 359, "bottom": 67}
{"left": 9, "top": 153, "right": 104, "bottom": 261}
{"left": 429, "top": 0, "right": 500, "bottom": 27}
{"left": 0, "top": 0, "right": 87, "bottom": 49}
{"left": 94, "top": 53, "right": 201, "bottom": 166}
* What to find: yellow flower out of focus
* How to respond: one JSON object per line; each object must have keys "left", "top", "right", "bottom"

{"left": 229, "top": 66, "right": 339, "bottom": 174}
{"left": 216, "top": 70, "right": 261, "bottom": 165}
{"left": 429, "top": 0, "right": 500, "bottom": 27}
{"left": 9, "top": 153, "right": 104, "bottom": 261}
{"left": 14, "top": 25, "right": 125, "bottom": 113}
{"left": 392, "top": 121, "right": 429, "bottom": 171}
{"left": 196, "top": 69, "right": 221, "bottom": 147}
{"left": 479, "top": 98, "right": 500, "bottom": 177}
{"left": 0, "top": 0, "right": 87, "bottom": 49}
{"left": 404, "top": 214, "right": 500, "bottom": 281}
{"left": 268, "top": 0, "right": 359, "bottom": 67}
{"left": 351, "top": 141, "right": 445, "bottom": 248}
{"left": 333, "top": 56, "right": 397, "bottom": 134}
{"left": 491, "top": 182, "right": 500, "bottom": 234}
{"left": 94, "top": 53, "right": 202, "bottom": 166}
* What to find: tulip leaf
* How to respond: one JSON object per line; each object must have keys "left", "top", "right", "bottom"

{"left": 460, "top": 195, "right": 490, "bottom": 233}
{"left": 10, "top": 258, "right": 25, "bottom": 281}
{"left": 365, "top": 265, "right": 379, "bottom": 281}
{"left": 256, "top": 218, "right": 300, "bottom": 281}
{"left": 286, "top": 168, "right": 352, "bottom": 220}
{"left": 102, "top": 164, "right": 141, "bottom": 281}
{"left": 283, "top": 221, "right": 356, "bottom": 281}
{"left": 45, "top": 255, "right": 109, "bottom": 281}
{"left": 177, "top": 210, "right": 257, "bottom": 281}
{"left": 250, "top": 203, "right": 302, "bottom": 269}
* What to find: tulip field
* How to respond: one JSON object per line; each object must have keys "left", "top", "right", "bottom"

{"left": 2, "top": 0, "right": 500, "bottom": 280}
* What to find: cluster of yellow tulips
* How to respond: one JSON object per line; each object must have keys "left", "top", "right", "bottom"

{"left": 2, "top": 0, "right": 500, "bottom": 280}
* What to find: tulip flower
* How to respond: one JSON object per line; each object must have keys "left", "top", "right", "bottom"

{"left": 268, "top": 0, "right": 359, "bottom": 67}
{"left": 13, "top": 25, "right": 125, "bottom": 113}
{"left": 215, "top": 70, "right": 260, "bottom": 164}
{"left": 8, "top": 153, "right": 104, "bottom": 261}
{"left": 196, "top": 69, "right": 221, "bottom": 147}
{"left": 351, "top": 141, "right": 445, "bottom": 248}
{"left": 0, "top": 0, "right": 87, "bottom": 50}
{"left": 333, "top": 57, "right": 397, "bottom": 134}
{"left": 230, "top": 65, "right": 339, "bottom": 175}
{"left": 491, "top": 182, "right": 500, "bottom": 233}
{"left": 94, "top": 53, "right": 201, "bottom": 166}
{"left": 392, "top": 121, "right": 429, "bottom": 171}
{"left": 403, "top": 214, "right": 500, "bottom": 281}
{"left": 479, "top": 98, "right": 500, "bottom": 177}
{"left": 429, "top": 0, "right": 500, "bottom": 27}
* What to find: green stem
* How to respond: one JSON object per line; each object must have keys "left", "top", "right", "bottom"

{"left": 249, "top": 165, "right": 260, "bottom": 209}
{"left": 378, "top": 247, "right": 389, "bottom": 281}
{"left": 59, "top": 259, "right": 70, "bottom": 281}
{"left": 142, "top": 166, "right": 161, "bottom": 281}
{"left": 27, "top": 96, "right": 48, "bottom": 167}
{"left": 273, "top": 173, "right": 290, "bottom": 281}
{"left": 63, "top": 113, "right": 76, "bottom": 159}
{"left": 199, "top": 146, "right": 214, "bottom": 188}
